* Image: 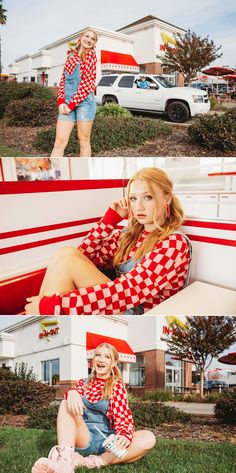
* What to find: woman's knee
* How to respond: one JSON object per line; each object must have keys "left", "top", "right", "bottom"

{"left": 54, "top": 246, "right": 79, "bottom": 259}
{"left": 135, "top": 430, "right": 156, "bottom": 452}
{"left": 143, "top": 431, "right": 156, "bottom": 451}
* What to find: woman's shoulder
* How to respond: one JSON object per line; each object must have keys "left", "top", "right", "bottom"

{"left": 84, "top": 49, "right": 97, "bottom": 61}
{"left": 112, "top": 378, "right": 126, "bottom": 393}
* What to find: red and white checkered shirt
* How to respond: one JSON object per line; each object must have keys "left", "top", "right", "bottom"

{"left": 65, "top": 377, "right": 134, "bottom": 442}
{"left": 57, "top": 49, "right": 97, "bottom": 110}
{"left": 39, "top": 207, "right": 191, "bottom": 315}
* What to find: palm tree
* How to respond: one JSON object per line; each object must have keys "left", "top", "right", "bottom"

{"left": 0, "top": 1, "right": 7, "bottom": 25}
{"left": 0, "top": 1, "right": 7, "bottom": 76}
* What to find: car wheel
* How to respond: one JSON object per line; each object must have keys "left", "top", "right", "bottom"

{"left": 166, "top": 101, "right": 190, "bottom": 123}
{"left": 103, "top": 96, "right": 118, "bottom": 104}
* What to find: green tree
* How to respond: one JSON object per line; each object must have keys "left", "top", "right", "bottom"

{"left": 0, "top": 0, "right": 7, "bottom": 25}
{"left": 163, "top": 316, "right": 236, "bottom": 397}
{"left": 163, "top": 30, "right": 222, "bottom": 85}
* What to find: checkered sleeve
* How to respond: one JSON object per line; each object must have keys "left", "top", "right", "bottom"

{"left": 57, "top": 70, "right": 66, "bottom": 105}
{"left": 68, "top": 50, "right": 97, "bottom": 110}
{"left": 79, "top": 207, "right": 124, "bottom": 266}
{"left": 107, "top": 380, "right": 134, "bottom": 442}
{"left": 64, "top": 378, "right": 85, "bottom": 399}
{"left": 39, "top": 234, "right": 189, "bottom": 315}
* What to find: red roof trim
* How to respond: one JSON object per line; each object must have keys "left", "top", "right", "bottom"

{"left": 101, "top": 50, "right": 138, "bottom": 66}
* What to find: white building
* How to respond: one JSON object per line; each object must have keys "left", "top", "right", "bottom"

{"left": 0, "top": 315, "right": 192, "bottom": 397}
{"left": 8, "top": 16, "right": 186, "bottom": 86}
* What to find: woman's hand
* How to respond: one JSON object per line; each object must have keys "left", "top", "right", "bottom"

{"left": 110, "top": 198, "right": 128, "bottom": 219}
{"left": 58, "top": 104, "right": 70, "bottom": 115}
{"left": 114, "top": 434, "right": 130, "bottom": 449}
{"left": 25, "top": 295, "right": 41, "bottom": 315}
{"left": 67, "top": 389, "right": 86, "bottom": 416}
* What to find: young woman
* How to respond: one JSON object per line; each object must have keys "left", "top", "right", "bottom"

{"left": 32, "top": 343, "right": 156, "bottom": 473}
{"left": 25, "top": 167, "right": 192, "bottom": 315}
{"left": 51, "top": 28, "right": 98, "bottom": 158}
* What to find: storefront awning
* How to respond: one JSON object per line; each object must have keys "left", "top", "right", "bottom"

{"left": 101, "top": 50, "right": 140, "bottom": 73}
{"left": 86, "top": 332, "right": 136, "bottom": 362}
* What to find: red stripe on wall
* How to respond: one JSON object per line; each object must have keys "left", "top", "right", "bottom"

{"left": 0, "top": 179, "right": 129, "bottom": 194}
{"left": 208, "top": 172, "right": 236, "bottom": 176}
{"left": 187, "top": 234, "right": 236, "bottom": 247}
{"left": 0, "top": 159, "right": 4, "bottom": 182}
{"left": 184, "top": 219, "right": 236, "bottom": 231}
{"left": 0, "top": 217, "right": 101, "bottom": 240}
{"left": 0, "top": 230, "right": 88, "bottom": 255}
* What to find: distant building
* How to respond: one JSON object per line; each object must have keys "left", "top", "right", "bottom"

{"left": 8, "top": 15, "right": 186, "bottom": 87}
{"left": 0, "top": 315, "right": 192, "bottom": 398}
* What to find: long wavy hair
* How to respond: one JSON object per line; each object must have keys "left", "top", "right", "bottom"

{"left": 68, "top": 28, "right": 98, "bottom": 60}
{"left": 113, "top": 167, "right": 184, "bottom": 266}
{"left": 86, "top": 343, "right": 124, "bottom": 399}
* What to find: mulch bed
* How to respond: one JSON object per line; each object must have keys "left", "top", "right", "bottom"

{"left": 1, "top": 415, "right": 235, "bottom": 444}
{"left": 0, "top": 120, "right": 235, "bottom": 157}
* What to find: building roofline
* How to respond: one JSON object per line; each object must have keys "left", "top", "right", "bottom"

{"left": 117, "top": 15, "right": 186, "bottom": 33}
{"left": 40, "top": 26, "right": 133, "bottom": 51}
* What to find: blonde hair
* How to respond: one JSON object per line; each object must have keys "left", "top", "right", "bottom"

{"left": 86, "top": 343, "right": 124, "bottom": 399}
{"left": 68, "top": 28, "right": 98, "bottom": 60}
{"left": 113, "top": 167, "right": 184, "bottom": 266}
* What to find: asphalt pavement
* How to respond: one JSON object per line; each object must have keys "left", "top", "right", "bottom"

{"left": 164, "top": 402, "right": 215, "bottom": 415}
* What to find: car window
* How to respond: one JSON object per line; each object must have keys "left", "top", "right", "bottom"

{"left": 153, "top": 76, "right": 174, "bottom": 88}
{"left": 98, "top": 76, "right": 118, "bottom": 87}
{"left": 118, "top": 76, "right": 135, "bottom": 88}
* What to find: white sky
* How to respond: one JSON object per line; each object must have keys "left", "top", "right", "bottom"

{"left": 1, "top": 0, "right": 236, "bottom": 73}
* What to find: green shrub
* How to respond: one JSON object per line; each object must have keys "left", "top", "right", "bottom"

{"left": 209, "top": 96, "right": 217, "bottom": 110}
{"left": 96, "top": 103, "right": 132, "bottom": 118}
{"left": 188, "top": 113, "right": 236, "bottom": 151}
{"left": 34, "top": 116, "right": 171, "bottom": 155}
{"left": 0, "top": 81, "right": 54, "bottom": 118}
{"left": 5, "top": 98, "right": 58, "bottom": 126}
{"left": 26, "top": 404, "right": 58, "bottom": 429}
{"left": 214, "top": 390, "right": 236, "bottom": 425}
{"left": 0, "top": 380, "right": 55, "bottom": 414}
{"left": 144, "top": 390, "right": 176, "bottom": 402}
{"left": 26, "top": 400, "right": 190, "bottom": 430}
{"left": 130, "top": 401, "right": 191, "bottom": 428}
{"left": 0, "top": 362, "right": 37, "bottom": 381}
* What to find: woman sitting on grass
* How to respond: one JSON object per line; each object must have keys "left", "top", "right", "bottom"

{"left": 32, "top": 343, "right": 156, "bottom": 473}
{"left": 25, "top": 167, "right": 192, "bottom": 315}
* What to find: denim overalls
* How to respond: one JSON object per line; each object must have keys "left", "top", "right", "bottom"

{"left": 75, "top": 385, "right": 115, "bottom": 456}
{"left": 115, "top": 231, "right": 193, "bottom": 315}
{"left": 58, "top": 63, "right": 96, "bottom": 122}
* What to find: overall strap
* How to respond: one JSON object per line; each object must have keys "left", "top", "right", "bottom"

{"left": 172, "top": 231, "right": 193, "bottom": 287}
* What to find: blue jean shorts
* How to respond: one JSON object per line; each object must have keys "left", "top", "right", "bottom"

{"left": 58, "top": 93, "right": 96, "bottom": 122}
{"left": 75, "top": 428, "right": 115, "bottom": 456}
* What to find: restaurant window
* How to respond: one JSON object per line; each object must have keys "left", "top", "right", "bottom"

{"left": 165, "top": 353, "right": 183, "bottom": 392}
{"left": 129, "top": 355, "right": 144, "bottom": 386}
{"left": 41, "top": 358, "right": 60, "bottom": 385}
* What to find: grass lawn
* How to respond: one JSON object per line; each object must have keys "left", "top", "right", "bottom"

{"left": 0, "top": 144, "right": 27, "bottom": 157}
{"left": 0, "top": 427, "right": 236, "bottom": 473}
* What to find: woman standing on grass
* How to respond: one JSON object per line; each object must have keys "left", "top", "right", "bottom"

{"left": 25, "top": 167, "right": 192, "bottom": 315}
{"left": 32, "top": 343, "right": 156, "bottom": 473}
{"left": 50, "top": 28, "right": 97, "bottom": 158}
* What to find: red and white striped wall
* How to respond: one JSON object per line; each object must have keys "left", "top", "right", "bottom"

{"left": 0, "top": 180, "right": 235, "bottom": 314}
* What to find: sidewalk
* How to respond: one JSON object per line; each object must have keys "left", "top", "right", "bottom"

{"left": 164, "top": 401, "right": 215, "bottom": 416}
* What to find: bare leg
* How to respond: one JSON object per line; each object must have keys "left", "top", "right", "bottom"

{"left": 101, "top": 430, "right": 156, "bottom": 465}
{"left": 39, "top": 246, "right": 111, "bottom": 297}
{"left": 77, "top": 121, "right": 93, "bottom": 157}
{"left": 50, "top": 120, "right": 75, "bottom": 157}
{"left": 57, "top": 400, "right": 90, "bottom": 448}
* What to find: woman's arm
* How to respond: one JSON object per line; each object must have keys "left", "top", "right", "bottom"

{"left": 107, "top": 380, "right": 134, "bottom": 443}
{"left": 67, "top": 50, "right": 97, "bottom": 110}
{"left": 79, "top": 207, "right": 124, "bottom": 266}
{"left": 57, "top": 70, "right": 66, "bottom": 106}
{"left": 38, "top": 234, "right": 190, "bottom": 315}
